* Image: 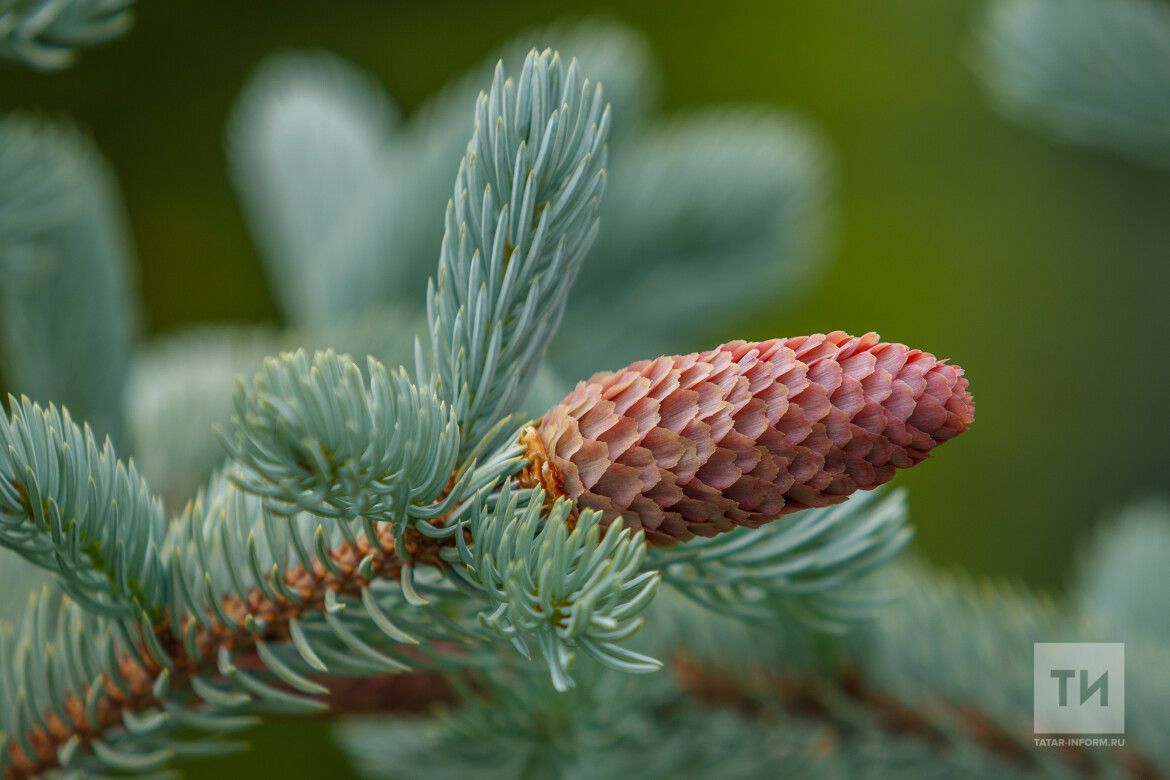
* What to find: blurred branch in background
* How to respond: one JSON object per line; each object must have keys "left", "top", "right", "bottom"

{"left": 0, "top": 116, "right": 138, "bottom": 443}
{"left": 0, "top": 0, "right": 133, "bottom": 70}
{"left": 976, "top": 0, "right": 1170, "bottom": 168}
{"left": 1075, "top": 498, "right": 1170, "bottom": 645}
{"left": 337, "top": 519, "right": 1170, "bottom": 780}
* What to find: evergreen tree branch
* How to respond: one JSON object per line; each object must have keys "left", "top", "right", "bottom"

{"left": 670, "top": 654, "right": 1161, "bottom": 779}
{"left": 126, "top": 311, "right": 422, "bottom": 509}
{"left": 0, "top": 396, "right": 166, "bottom": 620}
{"left": 449, "top": 485, "right": 660, "bottom": 691}
{"left": 654, "top": 561, "right": 1170, "bottom": 779}
{"left": 0, "top": 26, "right": 1027, "bottom": 778}
{"left": 335, "top": 563, "right": 1170, "bottom": 780}
{"left": 0, "top": 49, "right": 630, "bottom": 775}
{"left": 427, "top": 48, "right": 610, "bottom": 456}
{"left": 0, "top": 517, "right": 421, "bottom": 778}
{"left": 222, "top": 350, "right": 461, "bottom": 525}
{"left": 0, "top": 342, "right": 653, "bottom": 776}
{"left": 650, "top": 489, "right": 912, "bottom": 631}
{"left": 222, "top": 352, "right": 662, "bottom": 690}
{"left": 0, "top": 383, "right": 645, "bottom": 776}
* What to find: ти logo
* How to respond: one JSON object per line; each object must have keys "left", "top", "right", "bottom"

{"left": 1034, "top": 643, "right": 1125, "bottom": 734}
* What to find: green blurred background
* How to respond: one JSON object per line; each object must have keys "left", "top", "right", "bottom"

{"left": 4, "top": 1, "right": 1169, "bottom": 775}
{"left": 3, "top": 0, "right": 1168, "bottom": 631}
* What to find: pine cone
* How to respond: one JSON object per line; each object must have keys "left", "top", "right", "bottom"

{"left": 520, "top": 332, "right": 974, "bottom": 546}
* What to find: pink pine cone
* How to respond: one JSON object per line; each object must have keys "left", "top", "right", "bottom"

{"left": 521, "top": 332, "right": 974, "bottom": 546}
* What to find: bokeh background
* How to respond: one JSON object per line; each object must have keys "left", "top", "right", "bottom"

{"left": 2, "top": 0, "right": 1167, "bottom": 666}
{"left": 4, "top": 1, "right": 1169, "bottom": 776}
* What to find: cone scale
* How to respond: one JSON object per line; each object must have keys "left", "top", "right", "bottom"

{"left": 521, "top": 332, "right": 974, "bottom": 546}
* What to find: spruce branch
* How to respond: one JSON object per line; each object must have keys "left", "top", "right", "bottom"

{"left": 342, "top": 588, "right": 1081, "bottom": 780}
{"left": 0, "top": 396, "right": 166, "bottom": 620}
{"left": 427, "top": 48, "right": 610, "bottom": 456}
{"left": 651, "top": 489, "right": 911, "bottom": 631}
{"left": 218, "top": 346, "right": 663, "bottom": 692}
{"left": 0, "top": 591, "right": 139, "bottom": 776}
{"left": 0, "top": 431, "right": 642, "bottom": 776}
{"left": 0, "top": 318, "right": 486, "bottom": 772}
{"left": 450, "top": 485, "right": 661, "bottom": 691}
{"left": 0, "top": 50, "right": 625, "bottom": 773}
{"left": 0, "top": 471, "right": 443, "bottom": 778}
{"left": 0, "top": 343, "right": 657, "bottom": 774}
{"left": 222, "top": 350, "right": 460, "bottom": 524}
{"left": 0, "top": 28, "right": 1007, "bottom": 778}
{"left": 0, "top": 0, "right": 132, "bottom": 70}
{"left": 126, "top": 310, "right": 422, "bottom": 508}
{"left": 221, "top": 19, "right": 826, "bottom": 391}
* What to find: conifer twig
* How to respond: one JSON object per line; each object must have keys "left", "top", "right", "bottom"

{"left": 4, "top": 524, "right": 447, "bottom": 779}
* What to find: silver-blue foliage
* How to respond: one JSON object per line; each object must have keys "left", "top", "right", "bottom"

{"left": 0, "top": 396, "right": 166, "bottom": 619}
{"left": 0, "top": 26, "right": 1080, "bottom": 779}
{"left": 127, "top": 310, "right": 422, "bottom": 507}
{"left": 0, "top": 0, "right": 132, "bottom": 70}
{"left": 447, "top": 486, "right": 660, "bottom": 691}
{"left": 0, "top": 116, "right": 138, "bottom": 443}
{"left": 0, "top": 591, "right": 130, "bottom": 774}
{"left": 164, "top": 473, "right": 426, "bottom": 687}
{"left": 227, "top": 52, "right": 399, "bottom": 327}
{"left": 222, "top": 24, "right": 827, "bottom": 390}
{"left": 223, "top": 350, "right": 458, "bottom": 523}
{"left": 1075, "top": 498, "right": 1170, "bottom": 645}
{"left": 427, "top": 48, "right": 609, "bottom": 454}
{"left": 977, "top": 0, "right": 1170, "bottom": 168}
{"left": 650, "top": 489, "right": 911, "bottom": 632}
